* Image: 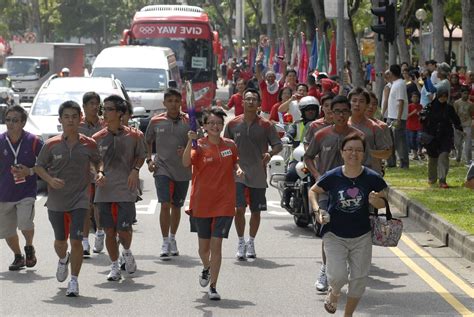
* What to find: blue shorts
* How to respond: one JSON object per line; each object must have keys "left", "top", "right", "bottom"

{"left": 48, "top": 209, "right": 87, "bottom": 241}
{"left": 97, "top": 202, "right": 136, "bottom": 231}
{"left": 154, "top": 175, "right": 189, "bottom": 208}
{"left": 190, "top": 216, "right": 234, "bottom": 239}
{"left": 236, "top": 183, "right": 267, "bottom": 212}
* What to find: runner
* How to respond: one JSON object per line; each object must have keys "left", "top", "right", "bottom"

{"left": 0, "top": 105, "right": 43, "bottom": 271}
{"left": 183, "top": 107, "right": 243, "bottom": 300}
{"left": 35, "top": 101, "right": 101, "bottom": 297}
{"left": 145, "top": 88, "right": 191, "bottom": 260}
{"left": 224, "top": 88, "right": 282, "bottom": 260}
{"left": 303, "top": 95, "right": 364, "bottom": 292}
{"left": 93, "top": 95, "right": 146, "bottom": 281}
{"left": 303, "top": 93, "right": 335, "bottom": 148}
{"left": 78, "top": 91, "right": 106, "bottom": 256}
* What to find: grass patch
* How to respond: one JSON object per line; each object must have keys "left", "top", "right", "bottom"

{"left": 384, "top": 160, "right": 474, "bottom": 235}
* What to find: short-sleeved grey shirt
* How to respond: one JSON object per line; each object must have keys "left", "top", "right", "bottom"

{"left": 224, "top": 115, "right": 282, "bottom": 188}
{"left": 145, "top": 113, "right": 191, "bottom": 181}
{"left": 93, "top": 126, "right": 147, "bottom": 203}
{"left": 36, "top": 134, "right": 101, "bottom": 211}
{"left": 349, "top": 117, "right": 390, "bottom": 171}
{"left": 303, "top": 118, "right": 332, "bottom": 145}
{"left": 304, "top": 125, "right": 364, "bottom": 175}
{"left": 78, "top": 118, "right": 106, "bottom": 137}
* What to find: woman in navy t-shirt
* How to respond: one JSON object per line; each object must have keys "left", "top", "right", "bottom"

{"left": 309, "top": 133, "right": 387, "bottom": 315}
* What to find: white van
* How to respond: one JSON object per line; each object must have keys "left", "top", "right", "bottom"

{"left": 91, "top": 46, "right": 181, "bottom": 118}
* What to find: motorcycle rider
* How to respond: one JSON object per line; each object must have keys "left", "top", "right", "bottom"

{"left": 282, "top": 96, "right": 320, "bottom": 208}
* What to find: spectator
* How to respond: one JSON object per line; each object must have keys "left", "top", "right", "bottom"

{"left": 269, "top": 87, "right": 292, "bottom": 124}
{"left": 223, "top": 78, "right": 246, "bottom": 116}
{"left": 453, "top": 86, "right": 474, "bottom": 165}
{"left": 406, "top": 93, "right": 423, "bottom": 160}
{"left": 450, "top": 73, "right": 463, "bottom": 102}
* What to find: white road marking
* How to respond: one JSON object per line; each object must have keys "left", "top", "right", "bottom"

{"left": 136, "top": 199, "right": 158, "bottom": 214}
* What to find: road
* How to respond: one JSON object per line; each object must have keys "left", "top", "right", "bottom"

{"left": 1, "top": 87, "right": 473, "bottom": 316}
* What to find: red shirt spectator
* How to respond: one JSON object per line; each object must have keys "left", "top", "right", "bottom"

{"left": 269, "top": 102, "right": 284, "bottom": 122}
{"left": 407, "top": 103, "right": 422, "bottom": 131}
{"left": 227, "top": 93, "right": 244, "bottom": 116}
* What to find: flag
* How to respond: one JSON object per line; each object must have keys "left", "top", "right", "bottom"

{"left": 316, "top": 33, "right": 328, "bottom": 73}
{"left": 298, "top": 33, "right": 308, "bottom": 83}
{"left": 269, "top": 42, "right": 275, "bottom": 69}
{"left": 291, "top": 34, "right": 299, "bottom": 68}
{"left": 328, "top": 33, "right": 337, "bottom": 76}
{"left": 309, "top": 34, "right": 318, "bottom": 71}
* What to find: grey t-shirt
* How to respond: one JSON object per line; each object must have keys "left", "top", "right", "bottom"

{"left": 304, "top": 125, "right": 365, "bottom": 175}
{"left": 145, "top": 113, "right": 192, "bottom": 181}
{"left": 224, "top": 115, "right": 282, "bottom": 188}
{"left": 303, "top": 118, "right": 332, "bottom": 145}
{"left": 93, "top": 126, "right": 147, "bottom": 203}
{"left": 78, "top": 118, "right": 106, "bottom": 137}
{"left": 36, "top": 134, "right": 101, "bottom": 211}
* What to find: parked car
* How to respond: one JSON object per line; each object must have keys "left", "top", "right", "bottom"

{"left": 25, "top": 75, "right": 129, "bottom": 141}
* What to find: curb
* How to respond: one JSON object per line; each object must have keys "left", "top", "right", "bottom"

{"left": 387, "top": 187, "right": 474, "bottom": 262}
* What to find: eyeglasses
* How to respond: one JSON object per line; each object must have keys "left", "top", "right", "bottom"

{"left": 5, "top": 118, "right": 20, "bottom": 123}
{"left": 244, "top": 97, "right": 259, "bottom": 103}
{"left": 206, "top": 121, "right": 224, "bottom": 126}
{"left": 342, "top": 148, "right": 364, "bottom": 153}
{"left": 332, "top": 109, "right": 352, "bottom": 116}
{"left": 103, "top": 107, "right": 117, "bottom": 112}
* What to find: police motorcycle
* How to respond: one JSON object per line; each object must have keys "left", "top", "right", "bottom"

{"left": 269, "top": 96, "right": 320, "bottom": 229}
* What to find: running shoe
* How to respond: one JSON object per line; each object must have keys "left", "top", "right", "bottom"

{"left": 56, "top": 252, "right": 70, "bottom": 282}
{"left": 107, "top": 263, "right": 122, "bottom": 281}
{"left": 315, "top": 264, "right": 328, "bottom": 292}
{"left": 199, "top": 267, "right": 210, "bottom": 287}
{"left": 208, "top": 286, "right": 221, "bottom": 300}
{"left": 122, "top": 250, "right": 137, "bottom": 274}
{"left": 93, "top": 232, "right": 105, "bottom": 253}
{"left": 82, "top": 240, "right": 90, "bottom": 257}
{"left": 160, "top": 241, "right": 170, "bottom": 260}
{"left": 245, "top": 240, "right": 256, "bottom": 259}
{"left": 236, "top": 240, "right": 246, "bottom": 260}
{"left": 8, "top": 254, "right": 25, "bottom": 271}
{"left": 24, "top": 245, "right": 37, "bottom": 268}
{"left": 169, "top": 239, "right": 179, "bottom": 256}
{"left": 66, "top": 279, "right": 79, "bottom": 297}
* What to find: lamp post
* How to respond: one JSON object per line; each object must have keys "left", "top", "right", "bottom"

{"left": 416, "top": 8, "right": 427, "bottom": 66}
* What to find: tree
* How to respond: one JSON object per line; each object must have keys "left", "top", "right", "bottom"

{"left": 432, "top": 0, "right": 445, "bottom": 63}
{"left": 462, "top": 0, "right": 474, "bottom": 70}
{"left": 396, "top": 0, "right": 416, "bottom": 64}
{"left": 206, "top": 0, "right": 235, "bottom": 56}
{"left": 444, "top": 0, "right": 461, "bottom": 65}
{"left": 345, "top": 0, "right": 365, "bottom": 87}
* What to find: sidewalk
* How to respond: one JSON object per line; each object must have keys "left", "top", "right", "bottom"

{"left": 387, "top": 186, "right": 474, "bottom": 262}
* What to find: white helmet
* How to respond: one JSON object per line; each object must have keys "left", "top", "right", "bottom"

{"left": 295, "top": 161, "right": 309, "bottom": 178}
{"left": 61, "top": 67, "right": 70, "bottom": 73}
{"left": 292, "top": 144, "right": 305, "bottom": 162}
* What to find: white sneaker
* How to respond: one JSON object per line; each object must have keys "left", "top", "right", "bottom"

{"left": 65, "top": 279, "right": 79, "bottom": 297}
{"left": 169, "top": 239, "right": 179, "bottom": 256}
{"left": 82, "top": 240, "right": 90, "bottom": 257}
{"left": 246, "top": 240, "right": 256, "bottom": 258}
{"left": 315, "top": 265, "right": 328, "bottom": 292}
{"left": 122, "top": 250, "right": 137, "bottom": 274}
{"left": 160, "top": 241, "right": 170, "bottom": 260}
{"left": 208, "top": 286, "right": 221, "bottom": 300}
{"left": 56, "top": 252, "right": 70, "bottom": 282}
{"left": 236, "top": 239, "right": 246, "bottom": 260}
{"left": 107, "top": 263, "right": 122, "bottom": 281}
{"left": 93, "top": 232, "right": 105, "bottom": 253}
{"left": 199, "top": 267, "right": 210, "bottom": 287}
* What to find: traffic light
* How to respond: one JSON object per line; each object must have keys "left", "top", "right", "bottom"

{"left": 371, "top": 0, "right": 396, "bottom": 43}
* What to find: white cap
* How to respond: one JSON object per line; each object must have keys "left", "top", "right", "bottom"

{"left": 61, "top": 67, "right": 70, "bottom": 73}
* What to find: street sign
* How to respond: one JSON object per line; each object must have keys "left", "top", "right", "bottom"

{"left": 324, "top": 0, "right": 349, "bottom": 19}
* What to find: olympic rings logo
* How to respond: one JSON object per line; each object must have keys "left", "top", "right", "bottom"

{"left": 139, "top": 26, "right": 156, "bottom": 34}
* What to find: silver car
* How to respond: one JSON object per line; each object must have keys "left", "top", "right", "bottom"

{"left": 25, "top": 76, "right": 129, "bottom": 140}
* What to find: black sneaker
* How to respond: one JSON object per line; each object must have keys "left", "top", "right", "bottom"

{"left": 24, "top": 245, "right": 37, "bottom": 268}
{"left": 199, "top": 267, "right": 210, "bottom": 287}
{"left": 9, "top": 254, "right": 25, "bottom": 271}
{"left": 208, "top": 286, "right": 221, "bottom": 300}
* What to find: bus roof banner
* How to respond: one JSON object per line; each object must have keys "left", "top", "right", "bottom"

{"left": 133, "top": 23, "right": 210, "bottom": 39}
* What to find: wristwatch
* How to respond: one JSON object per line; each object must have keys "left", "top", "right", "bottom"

{"left": 146, "top": 158, "right": 152, "bottom": 164}
{"left": 133, "top": 166, "right": 140, "bottom": 171}
{"left": 98, "top": 170, "right": 105, "bottom": 176}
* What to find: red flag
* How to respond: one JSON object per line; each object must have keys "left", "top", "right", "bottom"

{"left": 298, "top": 33, "right": 308, "bottom": 83}
{"left": 328, "top": 32, "right": 337, "bottom": 76}
{"left": 269, "top": 43, "right": 275, "bottom": 68}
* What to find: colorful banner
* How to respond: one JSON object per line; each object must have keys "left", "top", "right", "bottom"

{"left": 328, "top": 33, "right": 337, "bottom": 76}
{"left": 309, "top": 34, "right": 318, "bottom": 71}
{"left": 298, "top": 33, "right": 308, "bottom": 83}
{"left": 316, "top": 33, "right": 328, "bottom": 73}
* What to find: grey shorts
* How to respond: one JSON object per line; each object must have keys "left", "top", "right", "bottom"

{"left": 0, "top": 197, "right": 35, "bottom": 239}
{"left": 154, "top": 175, "right": 189, "bottom": 208}
{"left": 97, "top": 202, "right": 136, "bottom": 231}
{"left": 236, "top": 183, "right": 267, "bottom": 212}
{"left": 190, "top": 216, "right": 234, "bottom": 239}
{"left": 48, "top": 209, "right": 87, "bottom": 241}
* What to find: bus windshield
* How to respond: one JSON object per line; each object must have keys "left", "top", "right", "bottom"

{"left": 131, "top": 37, "right": 212, "bottom": 83}
{"left": 92, "top": 68, "right": 168, "bottom": 92}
